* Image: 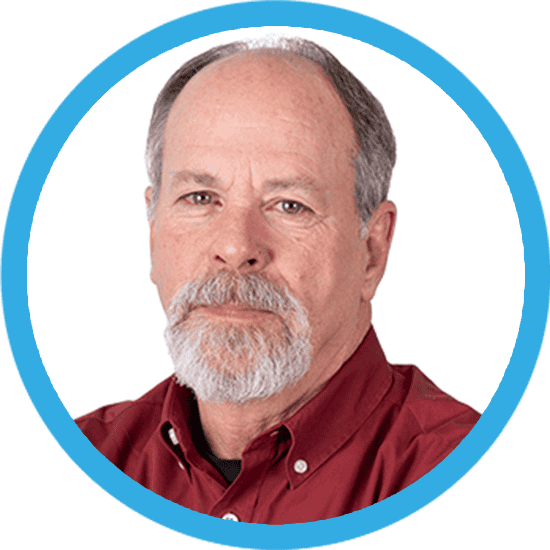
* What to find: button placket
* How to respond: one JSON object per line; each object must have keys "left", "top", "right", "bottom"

{"left": 209, "top": 433, "right": 279, "bottom": 523}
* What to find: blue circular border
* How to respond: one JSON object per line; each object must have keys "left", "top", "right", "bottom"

{"left": 3, "top": 2, "right": 549, "bottom": 548}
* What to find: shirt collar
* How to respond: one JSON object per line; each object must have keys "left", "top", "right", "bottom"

{"left": 281, "top": 327, "right": 393, "bottom": 488}
{"left": 159, "top": 327, "right": 393, "bottom": 486}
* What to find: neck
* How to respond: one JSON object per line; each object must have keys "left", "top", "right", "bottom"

{"left": 197, "top": 305, "right": 372, "bottom": 459}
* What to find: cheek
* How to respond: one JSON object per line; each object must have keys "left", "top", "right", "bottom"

{"left": 291, "top": 228, "right": 363, "bottom": 323}
{"left": 151, "top": 224, "right": 203, "bottom": 309}
{"left": 280, "top": 236, "right": 340, "bottom": 312}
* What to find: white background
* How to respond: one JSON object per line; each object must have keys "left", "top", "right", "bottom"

{"left": 27, "top": 23, "right": 524, "bottom": 418}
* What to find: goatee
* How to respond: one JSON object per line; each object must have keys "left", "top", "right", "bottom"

{"left": 164, "top": 271, "right": 312, "bottom": 404}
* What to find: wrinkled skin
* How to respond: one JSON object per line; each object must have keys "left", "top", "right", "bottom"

{"left": 146, "top": 51, "right": 396, "bottom": 458}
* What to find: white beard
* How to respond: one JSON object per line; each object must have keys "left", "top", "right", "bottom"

{"left": 164, "top": 271, "right": 312, "bottom": 404}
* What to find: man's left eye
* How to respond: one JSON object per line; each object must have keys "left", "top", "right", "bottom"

{"left": 278, "top": 200, "right": 308, "bottom": 214}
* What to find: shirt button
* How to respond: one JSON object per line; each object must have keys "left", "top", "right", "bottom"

{"left": 222, "top": 513, "right": 239, "bottom": 521}
{"left": 178, "top": 461, "right": 185, "bottom": 470}
{"left": 168, "top": 427, "right": 179, "bottom": 446}
{"left": 293, "top": 459, "right": 308, "bottom": 474}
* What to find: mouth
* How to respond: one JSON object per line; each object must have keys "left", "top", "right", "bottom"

{"left": 195, "top": 304, "right": 274, "bottom": 321}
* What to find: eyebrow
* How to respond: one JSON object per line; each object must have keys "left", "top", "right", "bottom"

{"left": 264, "top": 176, "right": 327, "bottom": 206}
{"left": 169, "top": 170, "right": 223, "bottom": 189}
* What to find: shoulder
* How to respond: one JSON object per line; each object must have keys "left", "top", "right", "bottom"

{"left": 392, "top": 364, "right": 480, "bottom": 435}
{"left": 74, "top": 378, "right": 172, "bottom": 462}
{"left": 356, "top": 365, "right": 480, "bottom": 502}
{"left": 374, "top": 364, "right": 480, "bottom": 494}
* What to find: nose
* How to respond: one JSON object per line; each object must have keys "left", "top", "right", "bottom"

{"left": 210, "top": 206, "right": 273, "bottom": 273}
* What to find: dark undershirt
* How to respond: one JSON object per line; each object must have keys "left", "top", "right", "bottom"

{"left": 206, "top": 452, "right": 242, "bottom": 484}
{"left": 185, "top": 396, "right": 242, "bottom": 484}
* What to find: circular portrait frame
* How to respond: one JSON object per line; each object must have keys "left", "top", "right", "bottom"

{"left": 3, "top": 2, "right": 549, "bottom": 548}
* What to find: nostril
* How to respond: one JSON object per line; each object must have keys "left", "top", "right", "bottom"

{"left": 247, "top": 259, "right": 257, "bottom": 266}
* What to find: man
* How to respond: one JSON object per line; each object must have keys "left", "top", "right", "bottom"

{"left": 76, "top": 37, "right": 480, "bottom": 524}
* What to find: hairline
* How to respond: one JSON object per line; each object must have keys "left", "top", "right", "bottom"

{"left": 145, "top": 38, "right": 396, "bottom": 239}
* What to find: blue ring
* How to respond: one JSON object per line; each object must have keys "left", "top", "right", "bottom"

{"left": 3, "top": 2, "right": 549, "bottom": 547}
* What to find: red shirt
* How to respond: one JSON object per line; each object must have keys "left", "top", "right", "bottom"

{"left": 76, "top": 328, "right": 479, "bottom": 524}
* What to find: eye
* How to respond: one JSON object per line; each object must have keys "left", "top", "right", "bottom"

{"left": 182, "top": 191, "right": 213, "bottom": 205}
{"left": 278, "top": 200, "right": 308, "bottom": 215}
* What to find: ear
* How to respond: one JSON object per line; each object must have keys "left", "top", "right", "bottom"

{"left": 361, "top": 201, "right": 397, "bottom": 302}
{"left": 145, "top": 186, "right": 157, "bottom": 285}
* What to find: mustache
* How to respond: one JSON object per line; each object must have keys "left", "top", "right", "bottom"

{"left": 164, "top": 271, "right": 313, "bottom": 403}
{"left": 167, "top": 271, "right": 302, "bottom": 326}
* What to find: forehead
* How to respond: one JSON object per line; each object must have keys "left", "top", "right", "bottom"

{"left": 167, "top": 51, "right": 354, "bottom": 150}
{"left": 162, "top": 51, "right": 356, "bottom": 195}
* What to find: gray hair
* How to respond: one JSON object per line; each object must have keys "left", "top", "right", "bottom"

{"left": 164, "top": 270, "right": 312, "bottom": 403}
{"left": 145, "top": 37, "right": 396, "bottom": 237}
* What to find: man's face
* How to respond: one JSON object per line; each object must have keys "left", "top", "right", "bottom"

{"left": 148, "top": 52, "right": 371, "bottom": 398}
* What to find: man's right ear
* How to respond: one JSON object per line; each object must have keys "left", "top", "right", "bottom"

{"left": 145, "top": 186, "right": 153, "bottom": 215}
{"left": 145, "top": 187, "right": 156, "bottom": 284}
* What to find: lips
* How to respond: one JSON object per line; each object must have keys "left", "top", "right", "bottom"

{"left": 196, "top": 304, "right": 273, "bottom": 320}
